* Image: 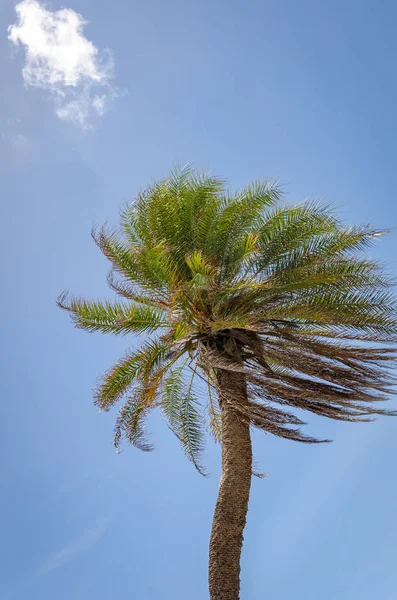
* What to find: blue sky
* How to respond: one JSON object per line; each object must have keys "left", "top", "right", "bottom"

{"left": 1, "top": 0, "right": 397, "bottom": 598}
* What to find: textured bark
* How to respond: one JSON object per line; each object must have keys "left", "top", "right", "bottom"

{"left": 209, "top": 367, "right": 253, "bottom": 600}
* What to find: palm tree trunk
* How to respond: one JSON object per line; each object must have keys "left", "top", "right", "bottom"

{"left": 209, "top": 367, "right": 252, "bottom": 600}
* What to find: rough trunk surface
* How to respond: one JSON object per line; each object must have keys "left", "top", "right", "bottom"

{"left": 209, "top": 367, "right": 253, "bottom": 600}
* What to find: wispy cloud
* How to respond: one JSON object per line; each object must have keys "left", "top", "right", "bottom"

{"left": 8, "top": 0, "right": 116, "bottom": 129}
{"left": 36, "top": 517, "right": 110, "bottom": 577}
{"left": 0, "top": 117, "right": 30, "bottom": 152}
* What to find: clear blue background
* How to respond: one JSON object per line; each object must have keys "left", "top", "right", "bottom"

{"left": 1, "top": 1, "right": 397, "bottom": 598}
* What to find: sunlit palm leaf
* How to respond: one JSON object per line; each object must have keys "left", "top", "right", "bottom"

{"left": 57, "top": 293, "right": 166, "bottom": 335}
{"left": 95, "top": 340, "right": 170, "bottom": 410}
{"left": 162, "top": 367, "right": 207, "bottom": 474}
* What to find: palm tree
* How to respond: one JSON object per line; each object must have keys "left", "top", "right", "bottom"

{"left": 59, "top": 167, "right": 397, "bottom": 600}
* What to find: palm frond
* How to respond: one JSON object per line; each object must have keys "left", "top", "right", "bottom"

{"left": 162, "top": 366, "right": 207, "bottom": 475}
{"left": 251, "top": 200, "right": 338, "bottom": 278}
{"left": 204, "top": 181, "right": 281, "bottom": 278}
{"left": 95, "top": 339, "right": 170, "bottom": 410}
{"left": 106, "top": 271, "right": 169, "bottom": 307}
{"left": 92, "top": 225, "right": 139, "bottom": 281}
{"left": 114, "top": 390, "right": 154, "bottom": 453}
{"left": 57, "top": 292, "right": 166, "bottom": 335}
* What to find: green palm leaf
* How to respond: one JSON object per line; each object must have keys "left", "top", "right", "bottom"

{"left": 162, "top": 367, "right": 207, "bottom": 475}
{"left": 95, "top": 340, "right": 170, "bottom": 410}
{"left": 57, "top": 293, "right": 166, "bottom": 335}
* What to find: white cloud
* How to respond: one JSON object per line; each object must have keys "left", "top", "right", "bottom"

{"left": 36, "top": 517, "right": 110, "bottom": 577}
{"left": 8, "top": 0, "right": 116, "bottom": 129}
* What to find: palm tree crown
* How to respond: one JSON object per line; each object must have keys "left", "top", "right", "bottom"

{"left": 59, "top": 167, "right": 397, "bottom": 474}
